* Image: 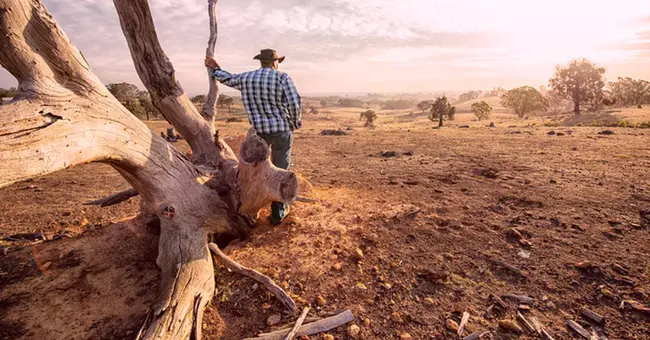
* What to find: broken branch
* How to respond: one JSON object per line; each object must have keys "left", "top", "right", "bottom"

{"left": 284, "top": 307, "right": 310, "bottom": 340}
{"left": 208, "top": 243, "right": 297, "bottom": 313}
{"left": 245, "top": 309, "right": 355, "bottom": 340}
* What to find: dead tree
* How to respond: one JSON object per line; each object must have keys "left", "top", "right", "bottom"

{"left": 0, "top": 0, "right": 298, "bottom": 339}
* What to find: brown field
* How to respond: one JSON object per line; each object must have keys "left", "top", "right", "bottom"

{"left": 2, "top": 104, "right": 650, "bottom": 339}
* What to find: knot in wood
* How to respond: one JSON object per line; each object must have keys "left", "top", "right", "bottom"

{"left": 160, "top": 204, "right": 176, "bottom": 219}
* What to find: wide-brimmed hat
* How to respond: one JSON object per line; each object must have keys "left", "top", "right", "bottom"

{"left": 253, "top": 49, "right": 285, "bottom": 63}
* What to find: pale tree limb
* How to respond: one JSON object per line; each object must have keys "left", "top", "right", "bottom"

{"left": 245, "top": 310, "right": 355, "bottom": 340}
{"left": 284, "top": 307, "right": 310, "bottom": 340}
{"left": 202, "top": 0, "right": 219, "bottom": 124}
{"left": 208, "top": 243, "right": 297, "bottom": 313}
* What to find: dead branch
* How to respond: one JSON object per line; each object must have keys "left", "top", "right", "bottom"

{"left": 208, "top": 243, "right": 297, "bottom": 313}
{"left": 84, "top": 188, "right": 139, "bottom": 207}
{"left": 202, "top": 0, "right": 219, "bottom": 123}
{"left": 284, "top": 307, "right": 310, "bottom": 340}
{"left": 245, "top": 310, "right": 355, "bottom": 340}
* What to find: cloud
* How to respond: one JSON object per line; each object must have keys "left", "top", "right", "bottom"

{"left": 1, "top": 0, "right": 650, "bottom": 92}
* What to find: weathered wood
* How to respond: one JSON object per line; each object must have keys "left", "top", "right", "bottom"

{"left": 284, "top": 307, "right": 310, "bottom": 340}
{"left": 530, "top": 317, "right": 556, "bottom": 340}
{"left": 516, "top": 311, "right": 535, "bottom": 333}
{"left": 457, "top": 311, "right": 470, "bottom": 336}
{"left": 581, "top": 308, "right": 605, "bottom": 325}
{"left": 84, "top": 188, "right": 139, "bottom": 207}
{"left": 202, "top": 0, "right": 219, "bottom": 125}
{"left": 502, "top": 293, "right": 534, "bottom": 305}
{"left": 246, "top": 310, "right": 355, "bottom": 340}
{"left": 208, "top": 243, "right": 297, "bottom": 313}
{"left": 567, "top": 320, "right": 591, "bottom": 339}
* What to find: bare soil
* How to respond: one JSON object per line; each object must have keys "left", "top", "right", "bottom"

{"left": 2, "top": 114, "right": 650, "bottom": 340}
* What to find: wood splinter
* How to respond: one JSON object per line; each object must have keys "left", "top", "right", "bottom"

{"left": 284, "top": 307, "right": 310, "bottom": 340}
{"left": 208, "top": 243, "right": 297, "bottom": 313}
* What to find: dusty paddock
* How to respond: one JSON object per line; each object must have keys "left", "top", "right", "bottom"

{"left": 1, "top": 114, "right": 650, "bottom": 339}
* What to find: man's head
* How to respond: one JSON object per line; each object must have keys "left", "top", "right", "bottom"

{"left": 254, "top": 49, "right": 284, "bottom": 70}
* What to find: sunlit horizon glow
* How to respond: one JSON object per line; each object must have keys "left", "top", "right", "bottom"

{"left": 0, "top": 0, "right": 649, "bottom": 94}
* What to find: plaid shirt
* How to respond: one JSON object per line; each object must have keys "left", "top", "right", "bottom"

{"left": 212, "top": 67, "right": 302, "bottom": 134}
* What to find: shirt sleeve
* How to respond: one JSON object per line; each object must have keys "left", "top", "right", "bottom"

{"left": 281, "top": 74, "right": 302, "bottom": 130}
{"left": 212, "top": 69, "right": 243, "bottom": 91}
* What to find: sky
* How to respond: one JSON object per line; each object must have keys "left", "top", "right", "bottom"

{"left": 1, "top": 0, "right": 649, "bottom": 95}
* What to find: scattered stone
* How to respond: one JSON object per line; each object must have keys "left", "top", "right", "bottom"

{"left": 498, "top": 319, "right": 522, "bottom": 333}
{"left": 598, "top": 130, "right": 615, "bottom": 135}
{"left": 353, "top": 248, "right": 364, "bottom": 261}
{"left": 549, "top": 179, "right": 557, "bottom": 184}
{"left": 445, "top": 319, "right": 459, "bottom": 332}
{"left": 321, "top": 129, "right": 347, "bottom": 136}
{"left": 266, "top": 314, "right": 281, "bottom": 326}
{"left": 424, "top": 297, "right": 436, "bottom": 306}
{"left": 575, "top": 261, "right": 597, "bottom": 270}
{"left": 518, "top": 304, "right": 531, "bottom": 311}
{"left": 547, "top": 131, "right": 556, "bottom": 135}
{"left": 489, "top": 122, "right": 495, "bottom": 128}
{"left": 363, "top": 318, "right": 371, "bottom": 326}
{"left": 347, "top": 324, "right": 360, "bottom": 337}
{"left": 323, "top": 334, "right": 335, "bottom": 340}
{"left": 382, "top": 283, "right": 392, "bottom": 290}
{"left": 332, "top": 263, "right": 342, "bottom": 271}
{"left": 316, "top": 295, "right": 327, "bottom": 307}
{"left": 355, "top": 283, "right": 367, "bottom": 290}
{"left": 379, "top": 151, "right": 399, "bottom": 158}
{"left": 400, "top": 333, "right": 413, "bottom": 340}
{"left": 390, "top": 312, "right": 403, "bottom": 323}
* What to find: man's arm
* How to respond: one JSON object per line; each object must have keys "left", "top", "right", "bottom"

{"left": 212, "top": 69, "right": 243, "bottom": 91}
{"left": 205, "top": 56, "right": 243, "bottom": 90}
{"left": 281, "top": 74, "right": 302, "bottom": 130}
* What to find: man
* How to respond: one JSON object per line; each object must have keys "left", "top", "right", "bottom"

{"left": 204, "top": 49, "right": 302, "bottom": 225}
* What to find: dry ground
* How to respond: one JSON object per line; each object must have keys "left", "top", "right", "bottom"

{"left": 1, "top": 107, "right": 650, "bottom": 340}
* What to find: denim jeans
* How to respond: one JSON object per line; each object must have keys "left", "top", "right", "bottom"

{"left": 257, "top": 130, "right": 293, "bottom": 223}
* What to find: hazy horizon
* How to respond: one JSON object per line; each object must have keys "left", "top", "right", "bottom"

{"left": 1, "top": 0, "right": 649, "bottom": 95}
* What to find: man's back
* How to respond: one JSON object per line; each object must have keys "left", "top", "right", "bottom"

{"left": 212, "top": 67, "right": 301, "bottom": 134}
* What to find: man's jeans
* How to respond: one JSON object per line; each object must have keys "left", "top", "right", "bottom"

{"left": 257, "top": 131, "right": 293, "bottom": 223}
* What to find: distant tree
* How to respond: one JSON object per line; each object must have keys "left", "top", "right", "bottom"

{"left": 549, "top": 58, "right": 606, "bottom": 115}
{"left": 310, "top": 106, "right": 319, "bottom": 114}
{"left": 218, "top": 94, "right": 234, "bottom": 112}
{"left": 501, "top": 86, "right": 548, "bottom": 118}
{"left": 106, "top": 82, "right": 139, "bottom": 103}
{"left": 0, "top": 87, "right": 17, "bottom": 98}
{"left": 471, "top": 100, "right": 492, "bottom": 121}
{"left": 338, "top": 98, "right": 366, "bottom": 108}
{"left": 190, "top": 94, "right": 206, "bottom": 103}
{"left": 608, "top": 77, "right": 650, "bottom": 107}
{"left": 429, "top": 96, "right": 456, "bottom": 127}
{"left": 487, "top": 87, "right": 506, "bottom": 97}
{"left": 359, "top": 109, "right": 378, "bottom": 127}
{"left": 381, "top": 99, "right": 415, "bottom": 111}
{"left": 320, "top": 99, "right": 327, "bottom": 108}
{"left": 416, "top": 100, "right": 433, "bottom": 113}
{"left": 458, "top": 90, "right": 482, "bottom": 102}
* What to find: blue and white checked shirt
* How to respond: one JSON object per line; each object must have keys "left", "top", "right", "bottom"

{"left": 212, "top": 67, "right": 302, "bottom": 134}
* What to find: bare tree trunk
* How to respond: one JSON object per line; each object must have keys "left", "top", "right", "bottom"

{"left": 0, "top": 1, "right": 299, "bottom": 339}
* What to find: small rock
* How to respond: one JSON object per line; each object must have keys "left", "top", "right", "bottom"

{"left": 353, "top": 248, "right": 364, "bottom": 261}
{"left": 400, "top": 333, "right": 413, "bottom": 340}
{"left": 266, "top": 314, "right": 281, "bottom": 326}
{"left": 316, "top": 295, "right": 327, "bottom": 306}
{"left": 424, "top": 297, "right": 436, "bottom": 306}
{"left": 390, "top": 312, "right": 403, "bottom": 323}
{"left": 598, "top": 130, "right": 615, "bottom": 135}
{"left": 575, "top": 261, "right": 596, "bottom": 269}
{"left": 347, "top": 324, "right": 360, "bottom": 337}
{"left": 445, "top": 319, "right": 459, "bottom": 332}
{"left": 547, "top": 131, "right": 556, "bottom": 135}
{"left": 363, "top": 318, "right": 371, "bottom": 326}
{"left": 382, "top": 283, "right": 392, "bottom": 290}
{"left": 323, "top": 334, "right": 335, "bottom": 340}
{"left": 355, "top": 283, "right": 367, "bottom": 290}
{"left": 550, "top": 179, "right": 557, "bottom": 184}
{"left": 498, "top": 319, "right": 522, "bottom": 333}
{"left": 332, "top": 263, "right": 342, "bottom": 271}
